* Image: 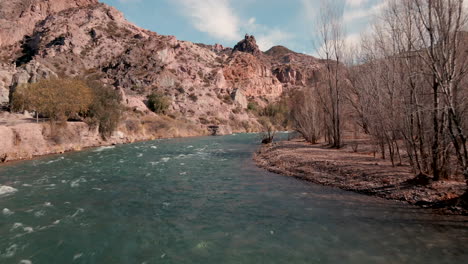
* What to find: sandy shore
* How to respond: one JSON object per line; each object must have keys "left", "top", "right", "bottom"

{"left": 254, "top": 139, "right": 467, "bottom": 215}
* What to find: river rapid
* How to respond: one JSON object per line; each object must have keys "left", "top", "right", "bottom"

{"left": 0, "top": 134, "right": 467, "bottom": 263}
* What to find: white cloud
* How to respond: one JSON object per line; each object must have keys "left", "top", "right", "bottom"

{"left": 172, "top": 0, "right": 241, "bottom": 41}
{"left": 256, "top": 29, "right": 295, "bottom": 51}
{"left": 346, "top": 0, "right": 369, "bottom": 7}
{"left": 300, "top": 0, "right": 319, "bottom": 23}
{"left": 343, "top": 1, "right": 387, "bottom": 22}
{"left": 171, "top": 0, "right": 294, "bottom": 49}
{"left": 344, "top": 32, "right": 361, "bottom": 47}
{"left": 241, "top": 16, "right": 295, "bottom": 51}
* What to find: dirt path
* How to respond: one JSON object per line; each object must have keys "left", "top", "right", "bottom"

{"left": 254, "top": 139, "right": 467, "bottom": 215}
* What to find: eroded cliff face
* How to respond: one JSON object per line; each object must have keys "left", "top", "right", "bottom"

{"left": 224, "top": 53, "right": 283, "bottom": 98}
{"left": 0, "top": 1, "right": 327, "bottom": 112}
{"left": 0, "top": 0, "right": 98, "bottom": 48}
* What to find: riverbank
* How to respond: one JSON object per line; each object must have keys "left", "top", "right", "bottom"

{"left": 254, "top": 139, "right": 468, "bottom": 215}
{"left": 0, "top": 112, "right": 210, "bottom": 163}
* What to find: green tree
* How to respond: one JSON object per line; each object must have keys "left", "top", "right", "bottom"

{"left": 12, "top": 79, "right": 93, "bottom": 123}
{"left": 85, "top": 80, "right": 122, "bottom": 139}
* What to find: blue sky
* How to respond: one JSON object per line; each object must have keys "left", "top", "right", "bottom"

{"left": 101, "top": 0, "right": 386, "bottom": 54}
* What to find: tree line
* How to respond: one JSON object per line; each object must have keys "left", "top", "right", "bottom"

{"left": 11, "top": 78, "right": 122, "bottom": 139}
{"left": 292, "top": 0, "right": 468, "bottom": 190}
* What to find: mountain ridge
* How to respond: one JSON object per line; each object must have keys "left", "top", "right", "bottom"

{"left": 0, "top": 0, "right": 328, "bottom": 129}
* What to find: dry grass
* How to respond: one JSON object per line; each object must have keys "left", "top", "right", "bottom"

{"left": 255, "top": 138, "right": 467, "bottom": 215}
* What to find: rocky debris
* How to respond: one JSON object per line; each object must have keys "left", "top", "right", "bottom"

{"left": 212, "top": 43, "right": 226, "bottom": 53}
{"left": 233, "top": 34, "right": 262, "bottom": 56}
{"left": 0, "top": 64, "right": 16, "bottom": 107}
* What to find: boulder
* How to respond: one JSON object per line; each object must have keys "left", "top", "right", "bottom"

{"left": 231, "top": 89, "right": 248, "bottom": 109}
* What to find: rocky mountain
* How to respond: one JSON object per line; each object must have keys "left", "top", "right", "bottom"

{"left": 0, "top": 0, "right": 98, "bottom": 48}
{"left": 0, "top": 0, "right": 328, "bottom": 132}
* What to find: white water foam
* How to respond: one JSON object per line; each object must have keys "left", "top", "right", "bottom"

{"left": 70, "top": 208, "right": 84, "bottom": 218}
{"left": 34, "top": 210, "right": 46, "bottom": 217}
{"left": 0, "top": 186, "right": 18, "bottom": 196}
{"left": 11, "top": 223, "right": 23, "bottom": 230}
{"left": 2, "top": 244, "right": 18, "bottom": 258}
{"left": 23, "top": 227, "right": 34, "bottom": 233}
{"left": 2, "top": 208, "right": 14, "bottom": 216}
{"left": 70, "top": 178, "right": 87, "bottom": 188}
{"left": 46, "top": 157, "right": 65, "bottom": 164}
{"left": 93, "top": 146, "right": 115, "bottom": 152}
{"left": 19, "top": 260, "right": 32, "bottom": 264}
{"left": 73, "top": 253, "right": 83, "bottom": 260}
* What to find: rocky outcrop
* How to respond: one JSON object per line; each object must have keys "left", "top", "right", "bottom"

{"left": 0, "top": 64, "right": 16, "bottom": 107}
{"left": 273, "top": 65, "right": 305, "bottom": 86}
{"left": 0, "top": 0, "right": 99, "bottom": 48}
{"left": 223, "top": 53, "right": 283, "bottom": 98}
{"left": 233, "top": 34, "right": 262, "bottom": 56}
{"left": 0, "top": 61, "right": 58, "bottom": 106}
{"left": 231, "top": 89, "right": 248, "bottom": 109}
{"left": 266, "top": 46, "right": 325, "bottom": 89}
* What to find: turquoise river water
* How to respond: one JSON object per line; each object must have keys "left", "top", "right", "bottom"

{"left": 0, "top": 134, "right": 467, "bottom": 263}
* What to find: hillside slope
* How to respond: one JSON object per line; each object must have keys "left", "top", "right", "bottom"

{"left": 0, "top": 0, "right": 332, "bottom": 162}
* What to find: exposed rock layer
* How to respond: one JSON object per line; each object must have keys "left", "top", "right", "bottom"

{"left": 0, "top": 0, "right": 98, "bottom": 47}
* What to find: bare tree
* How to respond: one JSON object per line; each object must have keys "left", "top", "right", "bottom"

{"left": 314, "top": 0, "right": 347, "bottom": 148}
{"left": 291, "top": 88, "right": 322, "bottom": 144}
{"left": 351, "top": 0, "right": 468, "bottom": 184}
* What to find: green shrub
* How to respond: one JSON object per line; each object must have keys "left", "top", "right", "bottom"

{"left": 85, "top": 80, "right": 123, "bottom": 139}
{"left": 147, "top": 92, "right": 171, "bottom": 114}
{"left": 247, "top": 101, "right": 259, "bottom": 112}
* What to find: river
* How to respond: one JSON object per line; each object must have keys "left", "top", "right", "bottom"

{"left": 0, "top": 134, "right": 467, "bottom": 263}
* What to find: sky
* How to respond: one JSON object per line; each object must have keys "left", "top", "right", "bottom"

{"left": 100, "top": 0, "right": 387, "bottom": 54}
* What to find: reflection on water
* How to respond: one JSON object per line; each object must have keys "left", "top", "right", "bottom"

{"left": 0, "top": 134, "right": 467, "bottom": 263}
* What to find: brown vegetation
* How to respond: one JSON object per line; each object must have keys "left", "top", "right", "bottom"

{"left": 289, "top": 0, "right": 468, "bottom": 205}
{"left": 12, "top": 79, "right": 93, "bottom": 123}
